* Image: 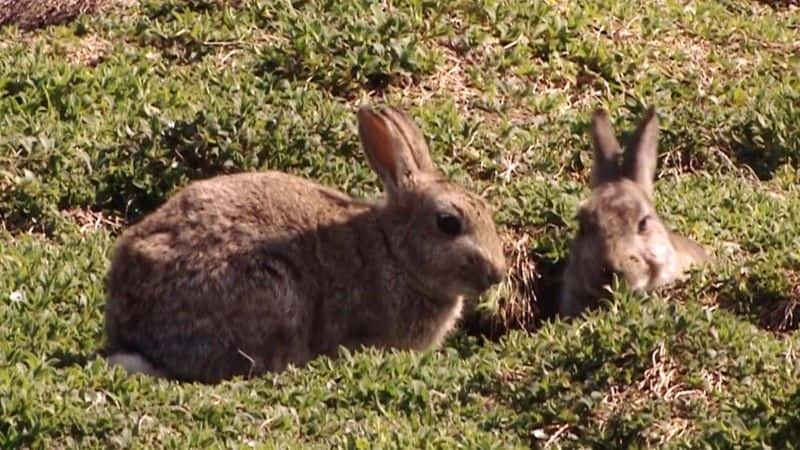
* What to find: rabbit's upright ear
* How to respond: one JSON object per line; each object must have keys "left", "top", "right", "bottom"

{"left": 590, "top": 108, "right": 622, "bottom": 188}
{"left": 357, "top": 106, "right": 437, "bottom": 198}
{"left": 622, "top": 106, "right": 659, "bottom": 198}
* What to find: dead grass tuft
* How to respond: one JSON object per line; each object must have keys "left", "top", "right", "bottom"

{"left": 589, "top": 342, "right": 721, "bottom": 447}
{"left": 376, "top": 43, "right": 480, "bottom": 113}
{"left": 0, "top": 31, "right": 112, "bottom": 66}
{"left": 464, "top": 230, "right": 542, "bottom": 338}
{"left": 63, "top": 208, "right": 124, "bottom": 234}
{"left": 373, "top": 38, "right": 578, "bottom": 127}
{"left": 494, "top": 230, "right": 541, "bottom": 330}
{"left": 64, "top": 33, "right": 112, "bottom": 66}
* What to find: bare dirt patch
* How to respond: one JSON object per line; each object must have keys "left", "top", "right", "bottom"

{"left": 64, "top": 33, "right": 112, "bottom": 66}
{"left": 0, "top": 31, "right": 112, "bottom": 66}
{"left": 0, "top": 0, "right": 140, "bottom": 31}
{"left": 1, "top": 0, "right": 103, "bottom": 31}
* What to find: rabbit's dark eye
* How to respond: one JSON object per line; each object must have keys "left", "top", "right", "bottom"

{"left": 436, "top": 213, "right": 462, "bottom": 236}
{"left": 638, "top": 215, "right": 651, "bottom": 234}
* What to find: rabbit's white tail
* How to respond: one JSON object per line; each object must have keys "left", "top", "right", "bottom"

{"left": 107, "top": 352, "right": 165, "bottom": 378}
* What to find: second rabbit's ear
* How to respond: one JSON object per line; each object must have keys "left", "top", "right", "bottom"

{"left": 622, "top": 106, "right": 659, "bottom": 198}
{"left": 590, "top": 108, "right": 622, "bottom": 187}
{"left": 357, "top": 106, "right": 437, "bottom": 199}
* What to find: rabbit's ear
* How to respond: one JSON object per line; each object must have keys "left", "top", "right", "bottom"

{"left": 357, "top": 106, "right": 436, "bottom": 197}
{"left": 590, "top": 108, "right": 622, "bottom": 187}
{"left": 622, "top": 106, "right": 658, "bottom": 198}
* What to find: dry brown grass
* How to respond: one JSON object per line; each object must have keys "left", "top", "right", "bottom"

{"left": 0, "top": 31, "right": 112, "bottom": 66}
{"left": 401, "top": 44, "right": 481, "bottom": 112}
{"left": 493, "top": 230, "right": 541, "bottom": 330}
{"left": 594, "top": 342, "right": 720, "bottom": 446}
{"left": 463, "top": 229, "right": 543, "bottom": 338}
{"left": 542, "top": 342, "right": 725, "bottom": 448}
{"left": 376, "top": 36, "right": 599, "bottom": 128}
{"left": 62, "top": 208, "right": 125, "bottom": 234}
{"left": 64, "top": 33, "right": 112, "bottom": 66}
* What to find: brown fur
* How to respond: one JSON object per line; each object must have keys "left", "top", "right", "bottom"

{"left": 559, "top": 107, "right": 709, "bottom": 318}
{"left": 104, "top": 107, "right": 506, "bottom": 383}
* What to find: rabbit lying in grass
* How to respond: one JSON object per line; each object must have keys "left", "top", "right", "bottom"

{"left": 559, "top": 107, "right": 709, "bottom": 318}
{"left": 104, "top": 106, "right": 507, "bottom": 383}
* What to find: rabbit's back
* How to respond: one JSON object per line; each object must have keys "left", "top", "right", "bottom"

{"left": 669, "top": 232, "right": 709, "bottom": 271}
{"left": 105, "top": 171, "right": 369, "bottom": 382}
{"left": 104, "top": 106, "right": 508, "bottom": 382}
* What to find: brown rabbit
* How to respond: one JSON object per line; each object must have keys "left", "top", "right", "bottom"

{"left": 559, "top": 107, "right": 708, "bottom": 318}
{"left": 104, "top": 106, "right": 507, "bottom": 383}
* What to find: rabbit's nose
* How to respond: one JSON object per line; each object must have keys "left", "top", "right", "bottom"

{"left": 484, "top": 259, "right": 506, "bottom": 286}
{"left": 468, "top": 254, "right": 505, "bottom": 287}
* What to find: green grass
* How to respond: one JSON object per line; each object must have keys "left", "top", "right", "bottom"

{"left": 2, "top": 0, "right": 800, "bottom": 447}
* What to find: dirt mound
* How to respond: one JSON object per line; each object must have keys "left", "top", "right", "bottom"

{"left": 0, "top": 0, "right": 104, "bottom": 31}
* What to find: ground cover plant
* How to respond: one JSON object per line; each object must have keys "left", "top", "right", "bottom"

{"left": 1, "top": 0, "right": 800, "bottom": 447}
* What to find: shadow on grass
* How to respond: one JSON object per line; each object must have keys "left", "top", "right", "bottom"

{"left": 48, "top": 349, "right": 103, "bottom": 369}
{"left": 727, "top": 100, "right": 799, "bottom": 180}
{"left": 254, "top": 56, "right": 407, "bottom": 100}
{"left": 141, "top": 0, "right": 240, "bottom": 20}
{"left": 711, "top": 267, "right": 800, "bottom": 332}
{"left": 753, "top": 0, "right": 800, "bottom": 8}
{"left": 772, "top": 386, "right": 800, "bottom": 445}
{"left": 94, "top": 111, "right": 263, "bottom": 223}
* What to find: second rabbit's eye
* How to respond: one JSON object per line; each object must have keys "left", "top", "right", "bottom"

{"left": 577, "top": 210, "right": 596, "bottom": 236}
{"left": 638, "top": 215, "right": 651, "bottom": 234}
{"left": 577, "top": 216, "right": 595, "bottom": 237}
{"left": 578, "top": 221, "right": 591, "bottom": 236}
{"left": 436, "top": 213, "right": 462, "bottom": 236}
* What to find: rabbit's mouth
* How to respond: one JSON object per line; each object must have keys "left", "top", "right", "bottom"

{"left": 612, "top": 269, "right": 650, "bottom": 292}
{"left": 441, "top": 281, "right": 488, "bottom": 303}
{"left": 437, "top": 281, "right": 491, "bottom": 305}
{"left": 406, "top": 263, "right": 500, "bottom": 305}
{"left": 460, "top": 270, "right": 503, "bottom": 300}
{"left": 593, "top": 266, "right": 648, "bottom": 295}
{"left": 459, "top": 284, "right": 489, "bottom": 301}
{"left": 646, "top": 262, "right": 678, "bottom": 290}
{"left": 406, "top": 272, "right": 465, "bottom": 306}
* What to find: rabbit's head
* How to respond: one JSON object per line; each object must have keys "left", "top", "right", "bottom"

{"left": 358, "top": 107, "right": 506, "bottom": 302}
{"left": 569, "top": 107, "right": 680, "bottom": 296}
